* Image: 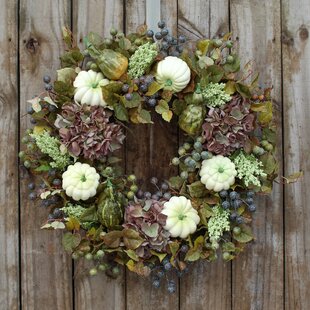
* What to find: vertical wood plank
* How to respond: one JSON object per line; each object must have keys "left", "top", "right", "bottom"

{"left": 282, "top": 0, "right": 310, "bottom": 308}
{"left": 230, "top": 1, "right": 284, "bottom": 309}
{"left": 178, "top": 1, "right": 231, "bottom": 310}
{"left": 125, "top": 1, "right": 179, "bottom": 309}
{"left": 72, "top": 1, "right": 126, "bottom": 310}
{"left": 0, "top": 1, "right": 19, "bottom": 309}
{"left": 19, "top": 1, "right": 73, "bottom": 309}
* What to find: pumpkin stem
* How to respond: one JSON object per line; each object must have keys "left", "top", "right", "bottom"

{"left": 165, "top": 79, "right": 173, "bottom": 86}
{"left": 80, "top": 174, "right": 87, "bottom": 182}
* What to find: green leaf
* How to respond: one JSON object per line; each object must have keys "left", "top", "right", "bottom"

{"left": 222, "top": 242, "right": 236, "bottom": 252}
{"left": 197, "top": 39, "right": 211, "bottom": 55}
{"left": 125, "top": 249, "right": 139, "bottom": 262}
{"left": 155, "top": 100, "right": 169, "bottom": 114}
{"left": 137, "top": 109, "right": 153, "bottom": 124}
{"left": 260, "top": 153, "right": 277, "bottom": 175}
{"left": 282, "top": 171, "right": 303, "bottom": 184}
{"left": 258, "top": 101, "right": 273, "bottom": 125}
{"left": 60, "top": 48, "right": 83, "bottom": 68}
{"left": 123, "top": 229, "right": 145, "bottom": 250}
{"left": 224, "top": 81, "right": 236, "bottom": 95}
{"left": 198, "top": 204, "right": 214, "bottom": 226}
{"left": 62, "top": 27, "right": 72, "bottom": 47}
{"left": 51, "top": 221, "right": 66, "bottom": 229}
{"left": 141, "top": 223, "right": 159, "bottom": 238}
{"left": 121, "top": 92, "right": 141, "bottom": 108}
{"left": 66, "top": 217, "right": 80, "bottom": 231}
{"left": 118, "top": 37, "right": 132, "bottom": 50}
{"left": 146, "top": 81, "right": 163, "bottom": 96}
{"left": 79, "top": 205, "right": 98, "bottom": 222}
{"left": 113, "top": 103, "right": 129, "bottom": 122}
{"left": 223, "top": 55, "right": 240, "bottom": 73}
{"left": 62, "top": 233, "right": 81, "bottom": 252}
{"left": 185, "top": 236, "right": 204, "bottom": 262}
{"left": 85, "top": 32, "right": 104, "bottom": 48}
{"left": 169, "top": 241, "right": 180, "bottom": 258}
{"left": 34, "top": 164, "right": 50, "bottom": 172}
{"left": 233, "top": 224, "right": 254, "bottom": 243}
{"left": 235, "top": 83, "right": 251, "bottom": 98}
{"left": 57, "top": 68, "right": 77, "bottom": 83}
{"left": 187, "top": 181, "right": 208, "bottom": 198}
{"left": 207, "top": 65, "right": 224, "bottom": 83}
{"left": 172, "top": 99, "right": 187, "bottom": 116}
{"left": 102, "top": 230, "right": 123, "bottom": 248}
{"left": 150, "top": 250, "right": 167, "bottom": 262}
{"left": 168, "top": 176, "right": 184, "bottom": 190}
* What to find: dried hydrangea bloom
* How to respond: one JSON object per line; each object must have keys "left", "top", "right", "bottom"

{"left": 202, "top": 95, "right": 255, "bottom": 155}
{"left": 58, "top": 104, "right": 125, "bottom": 160}
{"left": 123, "top": 200, "right": 170, "bottom": 258}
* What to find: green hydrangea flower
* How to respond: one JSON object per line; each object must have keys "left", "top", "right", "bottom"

{"left": 31, "top": 131, "right": 71, "bottom": 170}
{"left": 233, "top": 151, "right": 267, "bottom": 187}
{"left": 202, "top": 82, "right": 231, "bottom": 108}
{"left": 208, "top": 205, "right": 230, "bottom": 242}
{"left": 61, "top": 203, "right": 85, "bottom": 219}
{"left": 128, "top": 42, "right": 158, "bottom": 78}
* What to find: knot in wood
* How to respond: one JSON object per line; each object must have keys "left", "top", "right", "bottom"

{"left": 25, "top": 37, "right": 39, "bottom": 53}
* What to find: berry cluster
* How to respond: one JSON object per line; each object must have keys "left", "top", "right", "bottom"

{"left": 136, "top": 177, "right": 172, "bottom": 201}
{"left": 146, "top": 21, "right": 186, "bottom": 57}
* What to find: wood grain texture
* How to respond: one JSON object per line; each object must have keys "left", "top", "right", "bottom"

{"left": 125, "top": 1, "right": 179, "bottom": 309}
{"left": 0, "top": 1, "right": 19, "bottom": 310}
{"left": 178, "top": 1, "right": 231, "bottom": 310}
{"left": 230, "top": 1, "right": 283, "bottom": 309}
{"left": 19, "top": 1, "right": 73, "bottom": 309}
{"left": 282, "top": 0, "right": 310, "bottom": 309}
{"left": 72, "top": 1, "right": 126, "bottom": 310}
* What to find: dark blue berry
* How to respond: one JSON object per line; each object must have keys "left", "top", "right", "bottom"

{"left": 248, "top": 204, "right": 256, "bottom": 212}
{"left": 171, "top": 38, "right": 178, "bottom": 45}
{"left": 180, "top": 244, "right": 189, "bottom": 253}
{"left": 137, "top": 189, "right": 144, "bottom": 199}
{"left": 219, "top": 190, "right": 228, "bottom": 198}
{"left": 45, "top": 83, "right": 53, "bottom": 91}
{"left": 43, "top": 75, "right": 51, "bottom": 83}
{"left": 155, "top": 191, "right": 163, "bottom": 198}
{"left": 161, "top": 28, "right": 169, "bottom": 36}
{"left": 157, "top": 21, "right": 166, "bottom": 29}
{"left": 40, "top": 182, "right": 47, "bottom": 189}
{"left": 162, "top": 257, "right": 170, "bottom": 265}
{"left": 176, "top": 45, "right": 183, "bottom": 53}
{"left": 48, "top": 105, "right": 57, "bottom": 112}
{"left": 144, "top": 192, "right": 152, "bottom": 199}
{"left": 125, "top": 93, "right": 132, "bottom": 101}
{"left": 122, "top": 84, "right": 129, "bottom": 93}
{"left": 155, "top": 32, "right": 162, "bottom": 40}
{"left": 48, "top": 214, "right": 54, "bottom": 220}
{"left": 163, "top": 192, "right": 171, "bottom": 200}
{"left": 41, "top": 200, "right": 51, "bottom": 208}
{"left": 27, "top": 107, "right": 35, "bottom": 114}
{"left": 164, "top": 262, "right": 172, "bottom": 271}
{"left": 170, "top": 50, "right": 180, "bottom": 57}
{"left": 178, "top": 35, "right": 186, "bottom": 43}
{"left": 52, "top": 179, "right": 61, "bottom": 186}
{"left": 236, "top": 216, "right": 244, "bottom": 224}
{"left": 230, "top": 212, "right": 238, "bottom": 221}
{"left": 167, "top": 280, "right": 176, "bottom": 293}
{"left": 28, "top": 182, "right": 35, "bottom": 190}
{"left": 152, "top": 279, "right": 161, "bottom": 288}
{"left": 53, "top": 208, "right": 62, "bottom": 218}
{"left": 222, "top": 200, "right": 230, "bottom": 209}
{"left": 30, "top": 117, "right": 37, "bottom": 124}
{"left": 161, "top": 182, "right": 169, "bottom": 191}
{"left": 48, "top": 169, "right": 56, "bottom": 176}
{"left": 233, "top": 199, "right": 242, "bottom": 208}
{"left": 150, "top": 177, "right": 158, "bottom": 184}
{"left": 148, "top": 98, "right": 157, "bottom": 107}
{"left": 246, "top": 197, "right": 254, "bottom": 205}
{"left": 28, "top": 192, "right": 36, "bottom": 200}
{"left": 139, "top": 84, "right": 148, "bottom": 93}
{"left": 164, "top": 35, "right": 173, "bottom": 43}
{"left": 157, "top": 269, "right": 165, "bottom": 278}
{"left": 247, "top": 191, "right": 255, "bottom": 198}
{"left": 145, "top": 75, "right": 154, "bottom": 85}
{"left": 151, "top": 194, "right": 160, "bottom": 200}
{"left": 146, "top": 30, "right": 154, "bottom": 37}
{"left": 229, "top": 191, "right": 238, "bottom": 200}
{"left": 161, "top": 41, "right": 169, "bottom": 50}
{"left": 133, "top": 78, "right": 140, "bottom": 85}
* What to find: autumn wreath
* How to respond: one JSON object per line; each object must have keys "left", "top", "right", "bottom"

{"left": 20, "top": 22, "right": 278, "bottom": 293}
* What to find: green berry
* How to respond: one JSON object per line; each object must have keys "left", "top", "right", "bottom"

{"left": 127, "top": 191, "right": 135, "bottom": 199}
{"left": 85, "top": 253, "right": 93, "bottom": 260}
{"left": 110, "top": 28, "right": 118, "bottom": 36}
{"left": 95, "top": 250, "right": 105, "bottom": 259}
{"left": 112, "top": 266, "right": 120, "bottom": 276}
{"left": 127, "top": 174, "right": 136, "bottom": 182}
{"left": 192, "top": 152, "right": 201, "bottom": 161}
{"left": 27, "top": 143, "right": 35, "bottom": 151}
{"left": 172, "top": 157, "right": 180, "bottom": 165}
{"left": 213, "top": 39, "right": 223, "bottom": 47}
{"left": 24, "top": 160, "right": 31, "bottom": 168}
{"left": 194, "top": 141, "right": 202, "bottom": 151}
{"left": 134, "top": 38, "right": 142, "bottom": 46}
{"left": 22, "top": 136, "right": 29, "bottom": 144}
{"left": 72, "top": 252, "right": 79, "bottom": 260}
{"left": 85, "top": 61, "right": 93, "bottom": 70}
{"left": 226, "top": 55, "right": 234, "bottom": 64}
{"left": 103, "top": 38, "right": 113, "bottom": 45}
{"left": 178, "top": 147, "right": 186, "bottom": 156}
{"left": 233, "top": 226, "right": 241, "bottom": 235}
{"left": 183, "top": 142, "right": 191, "bottom": 151}
{"left": 223, "top": 252, "right": 231, "bottom": 260}
{"left": 98, "top": 264, "right": 108, "bottom": 271}
{"left": 196, "top": 136, "right": 204, "bottom": 143}
{"left": 226, "top": 40, "right": 233, "bottom": 48}
{"left": 90, "top": 63, "right": 98, "bottom": 71}
{"left": 261, "top": 140, "right": 269, "bottom": 147}
{"left": 89, "top": 268, "right": 98, "bottom": 276}
{"left": 180, "top": 171, "right": 188, "bottom": 179}
{"left": 130, "top": 184, "right": 138, "bottom": 193}
{"left": 265, "top": 143, "right": 273, "bottom": 151}
{"left": 18, "top": 151, "right": 25, "bottom": 158}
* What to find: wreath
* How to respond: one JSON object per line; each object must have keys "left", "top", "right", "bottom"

{"left": 20, "top": 22, "right": 278, "bottom": 293}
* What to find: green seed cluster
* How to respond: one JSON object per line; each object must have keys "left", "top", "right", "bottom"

{"left": 202, "top": 82, "right": 231, "bottom": 108}
{"left": 233, "top": 151, "right": 267, "bottom": 187}
{"left": 128, "top": 42, "right": 158, "bottom": 78}
{"left": 30, "top": 131, "right": 71, "bottom": 170}
{"left": 207, "top": 205, "right": 230, "bottom": 243}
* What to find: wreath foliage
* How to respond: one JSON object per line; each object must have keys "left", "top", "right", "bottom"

{"left": 20, "top": 23, "right": 278, "bottom": 291}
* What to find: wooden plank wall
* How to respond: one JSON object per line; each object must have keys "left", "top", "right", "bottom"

{"left": 0, "top": 0, "right": 309, "bottom": 309}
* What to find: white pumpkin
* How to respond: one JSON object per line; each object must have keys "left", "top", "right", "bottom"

{"left": 162, "top": 196, "right": 200, "bottom": 239}
{"left": 73, "top": 70, "right": 109, "bottom": 106}
{"left": 199, "top": 155, "right": 237, "bottom": 192}
{"left": 62, "top": 162, "right": 100, "bottom": 201}
{"left": 156, "top": 56, "right": 191, "bottom": 92}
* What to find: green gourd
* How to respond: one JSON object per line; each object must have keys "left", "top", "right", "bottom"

{"left": 97, "top": 49, "right": 128, "bottom": 80}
